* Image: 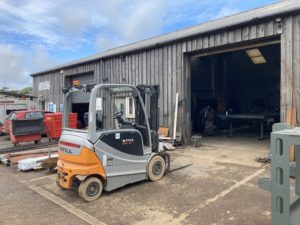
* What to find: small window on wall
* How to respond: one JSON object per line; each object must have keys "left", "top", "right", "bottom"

{"left": 126, "top": 97, "right": 135, "bottom": 118}
{"left": 120, "top": 103, "right": 125, "bottom": 113}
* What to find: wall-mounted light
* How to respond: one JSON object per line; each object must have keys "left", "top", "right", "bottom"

{"left": 60, "top": 70, "right": 64, "bottom": 74}
{"left": 245, "top": 48, "right": 267, "bottom": 64}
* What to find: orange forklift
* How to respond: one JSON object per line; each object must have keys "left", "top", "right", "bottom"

{"left": 56, "top": 82, "right": 170, "bottom": 201}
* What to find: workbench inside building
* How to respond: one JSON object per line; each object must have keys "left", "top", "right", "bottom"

{"left": 219, "top": 113, "right": 280, "bottom": 139}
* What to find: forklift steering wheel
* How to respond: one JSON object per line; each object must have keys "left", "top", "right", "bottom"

{"left": 113, "top": 111, "right": 123, "bottom": 119}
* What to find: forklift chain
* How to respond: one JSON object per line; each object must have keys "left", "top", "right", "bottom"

{"left": 0, "top": 141, "right": 58, "bottom": 154}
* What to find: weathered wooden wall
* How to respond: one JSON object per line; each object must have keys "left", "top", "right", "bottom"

{"left": 281, "top": 15, "right": 300, "bottom": 124}
{"left": 32, "top": 63, "right": 100, "bottom": 105}
{"left": 33, "top": 17, "right": 284, "bottom": 143}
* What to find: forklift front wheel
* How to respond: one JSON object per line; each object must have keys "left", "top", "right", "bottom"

{"left": 78, "top": 177, "right": 103, "bottom": 202}
{"left": 148, "top": 155, "right": 166, "bottom": 182}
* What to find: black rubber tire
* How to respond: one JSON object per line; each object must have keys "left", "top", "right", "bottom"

{"left": 78, "top": 177, "right": 103, "bottom": 202}
{"left": 148, "top": 155, "right": 166, "bottom": 182}
{"left": 56, "top": 176, "right": 67, "bottom": 190}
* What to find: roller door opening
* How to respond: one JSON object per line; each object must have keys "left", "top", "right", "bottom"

{"left": 70, "top": 73, "right": 94, "bottom": 128}
{"left": 190, "top": 43, "right": 280, "bottom": 140}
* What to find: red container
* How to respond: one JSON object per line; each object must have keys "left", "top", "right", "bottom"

{"left": 10, "top": 133, "right": 41, "bottom": 145}
{"left": 44, "top": 113, "right": 77, "bottom": 139}
{"left": 9, "top": 121, "right": 41, "bottom": 145}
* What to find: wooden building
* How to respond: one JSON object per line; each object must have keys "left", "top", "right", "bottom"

{"left": 31, "top": 1, "right": 300, "bottom": 143}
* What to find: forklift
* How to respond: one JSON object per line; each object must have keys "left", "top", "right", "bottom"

{"left": 56, "top": 81, "right": 170, "bottom": 201}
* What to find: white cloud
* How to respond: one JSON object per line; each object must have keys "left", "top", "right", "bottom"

{"left": 0, "top": 44, "right": 56, "bottom": 89}
{"left": 0, "top": 0, "right": 277, "bottom": 89}
{"left": 95, "top": 36, "right": 124, "bottom": 52}
{"left": 0, "top": 0, "right": 243, "bottom": 51}
{"left": 211, "top": 0, "right": 241, "bottom": 20}
{"left": 107, "top": 0, "right": 166, "bottom": 41}
{"left": 211, "top": 7, "right": 240, "bottom": 20}
{"left": 93, "top": 0, "right": 167, "bottom": 51}
{"left": 30, "top": 45, "right": 57, "bottom": 71}
{"left": 0, "top": 0, "right": 61, "bottom": 46}
{"left": 0, "top": 44, "right": 30, "bottom": 89}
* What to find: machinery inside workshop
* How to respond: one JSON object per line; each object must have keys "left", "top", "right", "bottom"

{"left": 190, "top": 43, "right": 281, "bottom": 138}
{"left": 71, "top": 103, "right": 89, "bottom": 128}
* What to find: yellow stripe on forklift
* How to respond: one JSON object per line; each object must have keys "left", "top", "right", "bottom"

{"left": 27, "top": 185, "right": 107, "bottom": 225}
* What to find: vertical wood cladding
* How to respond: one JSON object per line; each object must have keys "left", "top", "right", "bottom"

{"left": 33, "top": 18, "right": 288, "bottom": 142}
{"left": 281, "top": 15, "right": 300, "bottom": 123}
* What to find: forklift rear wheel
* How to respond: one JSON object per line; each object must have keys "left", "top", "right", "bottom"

{"left": 148, "top": 155, "right": 166, "bottom": 182}
{"left": 78, "top": 177, "right": 103, "bottom": 202}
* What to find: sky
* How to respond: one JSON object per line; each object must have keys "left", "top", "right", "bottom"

{"left": 0, "top": 0, "right": 279, "bottom": 89}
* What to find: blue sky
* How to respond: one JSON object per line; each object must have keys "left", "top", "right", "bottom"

{"left": 0, "top": 0, "right": 279, "bottom": 89}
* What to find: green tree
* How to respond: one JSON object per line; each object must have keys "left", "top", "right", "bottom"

{"left": 0, "top": 87, "right": 8, "bottom": 91}
{"left": 19, "top": 87, "right": 33, "bottom": 94}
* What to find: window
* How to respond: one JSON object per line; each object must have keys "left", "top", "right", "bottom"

{"left": 25, "top": 112, "right": 43, "bottom": 119}
{"left": 120, "top": 103, "right": 125, "bottom": 114}
{"left": 125, "top": 97, "right": 135, "bottom": 118}
{"left": 9, "top": 113, "right": 16, "bottom": 120}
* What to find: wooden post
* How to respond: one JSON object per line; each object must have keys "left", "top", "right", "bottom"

{"left": 173, "top": 92, "right": 179, "bottom": 140}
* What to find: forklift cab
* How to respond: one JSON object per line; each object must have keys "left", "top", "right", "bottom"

{"left": 57, "top": 82, "right": 168, "bottom": 201}
{"left": 62, "top": 84, "right": 159, "bottom": 153}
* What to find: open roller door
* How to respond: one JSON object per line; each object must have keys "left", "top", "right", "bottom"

{"left": 190, "top": 42, "right": 280, "bottom": 140}
{"left": 70, "top": 73, "right": 95, "bottom": 128}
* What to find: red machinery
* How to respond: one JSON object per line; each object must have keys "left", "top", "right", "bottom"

{"left": 9, "top": 119, "right": 44, "bottom": 146}
{"left": 3, "top": 110, "right": 51, "bottom": 135}
{"left": 44, "top": 113, "right": 77, "bottom": 140}
{"left": 6, "top": 111, "right": 77, "bottom": 145}
{"left": 0, "top": 122, "right": 3, "bottom": 136}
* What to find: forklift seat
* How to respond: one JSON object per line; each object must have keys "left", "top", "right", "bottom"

{"left": 135, "top": 125, "right": 149, "bottom": 146}
{"left": 120, "top": 124, "right": 135, "bottom": 129}
{"left": 134, "top": 125, "right": 158, "bottom": 151}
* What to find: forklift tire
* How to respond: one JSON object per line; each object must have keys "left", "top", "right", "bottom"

{"left": 78, "top": 177, "right": 103, "bottom": 202}
{"left": 148, "top": 155, "right": 166, "bottom": 182}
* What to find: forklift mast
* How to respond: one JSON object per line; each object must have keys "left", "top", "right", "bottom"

{"left": 135, "top": 85, "right": 159, "bottom": 152}
{"left": 136, "top": 85, "right": 160, "bottom": 132}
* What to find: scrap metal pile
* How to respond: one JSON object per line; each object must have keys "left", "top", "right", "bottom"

{"left": 0, "top": 132, "right": 58, "bottom": 171}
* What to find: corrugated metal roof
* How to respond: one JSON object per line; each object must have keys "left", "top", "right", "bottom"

{"left": 31, "top": 0, "right": 300, "bottom": 76}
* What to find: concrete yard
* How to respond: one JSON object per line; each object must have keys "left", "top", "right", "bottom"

{"left": 0, "top": 135, "right": 272, "bottom": 225}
